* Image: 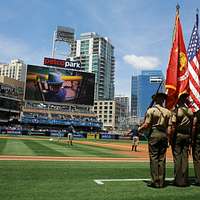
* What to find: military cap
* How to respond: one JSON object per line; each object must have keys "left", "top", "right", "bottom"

{"left": 179, "top": 93, "right": 189, "bottom": 99}
{"left": 152, "top": 92, "right": 167, "bottom": 100}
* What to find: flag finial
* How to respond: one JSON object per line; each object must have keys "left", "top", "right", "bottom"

{"left": 176, "top": 4, "right": 180, "bottom": 14}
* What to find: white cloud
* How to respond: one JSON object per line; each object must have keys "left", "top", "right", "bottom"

{"left": 123, "top": 54, "right": 161, "bottom": 70}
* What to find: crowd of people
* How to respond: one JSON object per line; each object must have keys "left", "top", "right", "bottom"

{"left": 138, "top": 92, "right": 200, "bottom": 188}
{"left": 0, "top": 125, "right": 22, "bottom": 134}
{"left": 25, "top": 101, "right": 94, "bottom": 114}
{"left": 22, "top": 112, "right": 100, "bottom": 125}
{"left": 0, "top": 84, "right": 23, "bottom": 99}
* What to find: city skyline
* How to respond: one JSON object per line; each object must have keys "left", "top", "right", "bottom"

{"left": 0, "top": 0, "right": 199, "bottom": 97}
{"left": 131, "top": 70, "right": 164, "bottom": 118}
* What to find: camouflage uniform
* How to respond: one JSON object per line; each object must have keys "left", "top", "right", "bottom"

{"left": 171, "top": 106, "right": 193, "bottom": 186}
{"left": 144, "top": 104, "right": 171, "bottom": 188}
{"left": 192, "top": 110, "right": 200, "bottom": 185}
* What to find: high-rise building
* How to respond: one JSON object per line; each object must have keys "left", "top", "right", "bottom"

{"left": 115, "top": 95, "right": 129, "bottom": 130}
{"left": 70, "top": 32, "right": 115, "bottom": 100}
{"left": 115, "top": 96, "right": 129, "bottom": 116}
{"left": 0, "top": 59, "right": 26, "bottom": 82}
{"left": 131, "top": 70, "right": 164, "bottom": 119}
{"left": 93, "top": 100, "right": 120, "bottom": 131}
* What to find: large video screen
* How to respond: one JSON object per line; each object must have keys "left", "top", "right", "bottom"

{"left": 25, "top": 65, "right": 95, "bottom": 105}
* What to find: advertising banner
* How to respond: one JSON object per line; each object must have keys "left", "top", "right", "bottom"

{"left": 100, "top": 133, "right": 112, "bottom": 139}
{"left": 44, "top": 57, "right": 84, "bottom": 70}
{"left": 87, "top": 133, "right": 96, "bottom": 139}
{"left": 73, "top": 133, "right": 85, "bottom": 138}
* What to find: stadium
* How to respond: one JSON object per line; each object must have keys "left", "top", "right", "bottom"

{"left": 2, "top": 1, "right": 200, "bottom": 199}
{"left": 0, "top": 60, "right": 200, "bottom": 200}
{"left": 0, "top": 63, "right": 102, "bottom": 136}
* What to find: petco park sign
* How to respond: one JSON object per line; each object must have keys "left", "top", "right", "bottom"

{"left": 44, "top": 57, "right": 83, "bottom": 70}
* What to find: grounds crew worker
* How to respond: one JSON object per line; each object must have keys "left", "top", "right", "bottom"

{"left": 138, "top": 92, "right": 171, "bottom": 188}
{"left": 192, "top": 110, "right": 200, "bottom": 186}
{"left": 169, "top": 93, "right": 193, "bottom": 187}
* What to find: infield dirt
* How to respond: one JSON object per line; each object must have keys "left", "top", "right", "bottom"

{"left": 0, "top": 136, "right": 179, "bottom": 162}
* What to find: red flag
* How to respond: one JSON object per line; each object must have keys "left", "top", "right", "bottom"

{"left": 165, "top": 8, "right": 189, "bottom": 109}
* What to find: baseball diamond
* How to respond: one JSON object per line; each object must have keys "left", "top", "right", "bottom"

{"left": 0, "top": 136, "right": 199, "bottom": 200}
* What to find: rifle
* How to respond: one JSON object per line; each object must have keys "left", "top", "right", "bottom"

{"left": 147, "top": 80, "right": 164, "bottom": 109}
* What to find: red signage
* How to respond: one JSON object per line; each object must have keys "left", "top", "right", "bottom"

{"left": 44, "top": 57, "right": 65, "bottom": 67}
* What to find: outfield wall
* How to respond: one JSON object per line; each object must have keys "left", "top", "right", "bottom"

{"left": 0, "top": 128, "right": 137, "bottom": 141}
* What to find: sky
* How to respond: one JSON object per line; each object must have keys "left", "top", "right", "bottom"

{"left": 0, "top": 0, "right": 199, "bottom": 98}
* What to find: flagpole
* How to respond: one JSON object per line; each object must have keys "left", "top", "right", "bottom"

{"left": 176, "top": 4, "right": 180, "bottom": 14}
{"left": 172, "top": 4, "right": 180, "bottom": 43}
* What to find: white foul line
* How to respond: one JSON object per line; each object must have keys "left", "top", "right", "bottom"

{"left": 94, "top": 178, "right": 174, "bottom": 185}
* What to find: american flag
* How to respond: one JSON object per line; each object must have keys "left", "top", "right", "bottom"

{"left": 187, "top": 11, "right": 200, "bottom": 111}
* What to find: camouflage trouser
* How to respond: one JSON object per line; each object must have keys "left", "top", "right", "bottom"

{"left": 192, "top": 136, "right": 200, "bottom": 184}
{"left": 148, "top": 130, "right": 168, "bottom": 187}
{"left": 172, "top": 132, "right": 190, "bottom": 186}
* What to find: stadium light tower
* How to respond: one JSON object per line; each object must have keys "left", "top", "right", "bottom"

{"left": 52, "top": 26, "right": 75, "bottom": 59}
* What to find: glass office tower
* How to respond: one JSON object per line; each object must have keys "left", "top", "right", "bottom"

{"left": 71, "top": 32, "right": 115, "bottom": 100}
{"left": 131, "top": 70, "right": 164, "bottom": 119}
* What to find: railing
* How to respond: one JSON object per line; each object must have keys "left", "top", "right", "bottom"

{"left": 21, "top": 116, "right": 102, "bottom": 128}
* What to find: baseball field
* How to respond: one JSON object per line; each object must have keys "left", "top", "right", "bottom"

{"left": 0, "top": 135, "right": 199, "bottom": 200}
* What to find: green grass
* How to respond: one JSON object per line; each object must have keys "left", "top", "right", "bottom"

{"left": 0, "top": 161, "right": 199, "bottom": 200}
{"left": 0, "top": 136, "right": 199, "bottom": 200}
{"left": 0, "top": 138, "right": 7, "bottom": 153}
{"left": 0, "top": 137, "right": 132, "bottom": 157}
